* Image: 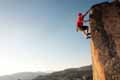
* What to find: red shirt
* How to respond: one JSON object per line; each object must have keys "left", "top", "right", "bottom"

{"left": 77, "top": 15, "right": 84, "bottom": 28}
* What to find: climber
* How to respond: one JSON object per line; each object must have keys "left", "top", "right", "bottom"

{"left": 76, "top": 9, "right": 91, "bottom": 39}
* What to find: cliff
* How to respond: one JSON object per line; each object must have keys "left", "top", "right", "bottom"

{"left": 90, "top": 1, "right": 120, "bottom": 80}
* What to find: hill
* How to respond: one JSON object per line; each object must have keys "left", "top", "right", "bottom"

{"left": 0, "top": 72, "right": 47, "bottom": 80}
{"left": 33, "top": 65, "right": 92, "bottom": 80}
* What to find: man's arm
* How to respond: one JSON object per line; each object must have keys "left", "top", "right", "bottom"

{"left": 83, "top": 9, "right": 90, "bottom": 17}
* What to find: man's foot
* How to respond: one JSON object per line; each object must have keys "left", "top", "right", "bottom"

{"left": 86, "top": 36, "right": 91, "bottom": 39}
{"left": 87, "top": 33, "right": 91, "bottom": 36}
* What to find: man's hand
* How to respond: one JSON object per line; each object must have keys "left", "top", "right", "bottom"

{"left": 76, "top": 28, "right": 78, "bottom": 32}
{"left": 83, "top": 9, "right": 91, "bottom": 17}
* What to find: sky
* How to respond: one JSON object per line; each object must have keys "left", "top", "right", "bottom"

{"left": 0, "top": 0, "right": 109, "bottom": 76}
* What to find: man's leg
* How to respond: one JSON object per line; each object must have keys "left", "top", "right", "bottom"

{"left": 82, "top": 31, "right": 87, "bottom": 38}
{"left": 84, "top": 26, "right": 91, "bottom": 36}
{"left": 82, "top": 30, "right": 91, "bottom": 39}
{"left": 83, "top": 26, "right": 91, "bottom": 39}
{"left": 80, "top": 26, "right": 91, "bottom": 39}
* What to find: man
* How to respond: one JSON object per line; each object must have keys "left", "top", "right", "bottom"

{"left": 76, "top": 9, "right": 91, "bottom": 39}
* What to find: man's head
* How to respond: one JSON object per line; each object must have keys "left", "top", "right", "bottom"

{"left": 78, "top": 13, "right": 82, "bottom": 16}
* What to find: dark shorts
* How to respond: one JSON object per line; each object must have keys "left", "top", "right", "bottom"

{"left": 79, "top": 26, "right": 88, "bottom": 31}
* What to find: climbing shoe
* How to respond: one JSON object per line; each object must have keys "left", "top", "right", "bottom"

{"left": 87, "top": 33, "right": 91, "bottom": 36}
{"left": 86, "top": 36, "right": 91, "bottom": 39}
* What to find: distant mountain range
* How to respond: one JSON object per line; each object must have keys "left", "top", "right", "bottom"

{"left": 0, "top": 65, "right": 92, "bottom": 80}
{"left": 33, "top": 65, "right": 92, "bottom": 80}
{"left": 0, "top": 72, "right": 47, "bottom": 80}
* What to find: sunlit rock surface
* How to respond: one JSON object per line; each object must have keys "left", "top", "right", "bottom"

{"left": 90, "top": 1, "right": 120, "bottom": 80}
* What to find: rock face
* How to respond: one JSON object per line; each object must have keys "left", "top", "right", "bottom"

{"left": 90, "top": 1, "right": 120, "bottom": 80}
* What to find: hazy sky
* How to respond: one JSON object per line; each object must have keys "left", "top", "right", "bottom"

{"left": 0, "top": 0, "right": 108, "bottom": 76}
